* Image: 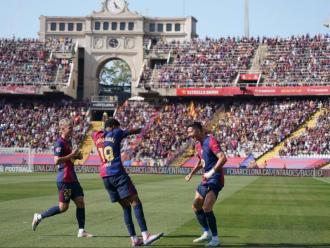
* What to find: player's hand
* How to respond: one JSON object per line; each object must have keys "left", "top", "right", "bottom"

{"left": 185, "top": 173, "right": 192, "bottom": 182}
{"left": 76, "top": 151, "right": 83, "bottom": 160}
{"left": 203, "top": 168, "right": 215, "bottom": 179}
{"left": 72, "top": 149, "right": 82, "bottom": 160}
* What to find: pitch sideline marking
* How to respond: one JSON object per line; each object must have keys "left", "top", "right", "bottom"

{"left": 313, "top": 177, "right": 330, "bottom": 184}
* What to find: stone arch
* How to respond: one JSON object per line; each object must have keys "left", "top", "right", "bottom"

{"left": 95, "top": 55, "right": 136, "bottom": 81}
{"left": 93, "top": 55, "right": 138, "bottom": 96}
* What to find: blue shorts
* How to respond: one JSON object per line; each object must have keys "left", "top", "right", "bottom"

{"left": 196, "top": 181, "right": 223, "bottom": 199}
{"left": 57, "top": 182, "right": 84, "bottom": 203}
{"left": 103, "top": 174, "right": 138, "bottom": 203}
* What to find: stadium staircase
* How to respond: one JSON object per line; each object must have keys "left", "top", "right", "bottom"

{"left": 150, "top": 68, "right": 159, "bottom": 87}
{"left": 74, "top": 121, "right": 103, "bottom": 165}
{"left": 320, "top": 164, "right": 330, "bottom": 170}
{"left": 55, "top": 68, "right": 65, "bottom": 84}
{"left": 249, "top": 44, "right": 268, "bottom": 72}
{"left": 170, "top": 146, "right": 195, "bottom": 167}
{"left": 256, "top": 108, "right": 327, "bottom": 168}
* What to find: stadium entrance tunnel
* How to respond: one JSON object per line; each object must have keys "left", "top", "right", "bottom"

{"left": 92, "top": 110, "right": 118, "bottom": 121}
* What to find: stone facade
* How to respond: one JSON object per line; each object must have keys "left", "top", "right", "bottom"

{"left": 39, "top": 0, "right": 197, "bottom": 99}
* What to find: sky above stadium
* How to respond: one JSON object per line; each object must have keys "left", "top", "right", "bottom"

{"left": 0, "top": 0, "right": 329, "bottom": 39}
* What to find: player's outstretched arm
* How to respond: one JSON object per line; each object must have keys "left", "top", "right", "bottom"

{"left": 127, "top": 128, "right": 142, "bottom": 136}
{"left": 54, "top": 148, "right": 82, "bottom": 165}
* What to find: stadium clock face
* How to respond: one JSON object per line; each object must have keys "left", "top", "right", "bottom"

{"left": 109, "top": 38, "right": 119, "bottom": 48}
{"left": 107, "top": 0, "right": 126, "bottom": 14}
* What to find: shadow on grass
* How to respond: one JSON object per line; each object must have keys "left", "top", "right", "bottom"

{"left": 42, "top": 234, "right": 128, "bottom": 238}
{"left": 164, "top": 234, "right": 239, "bottom": 238}
{"left": 153, "top": 244, "right": 330, "bottom": 248}
{"left": 221, "top": 244, "right": 330, "bottom": 248}
{"left": 41, "top": 235, "right": 330, "bottom": 248}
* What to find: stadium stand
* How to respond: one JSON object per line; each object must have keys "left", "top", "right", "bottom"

{"left": 140, "top": 35, "right": 330, "bottom": 88}
{"left": 1, "top": 35, "right": 330, "bottom": 169}
{"left": 0, "top": 38, "right": 73, "bottom": 86}
{"left": 144, "top": 37, "right": 258, "bottom": 88}
{"left": 212, "top": 99, "right": 318, "bottom": 158}
{"left": 1, "top": 96, "right": 327, "bottom": 167}
{"left": 107, "top": 98, "right": 321, "bottom": 167}
{"left": 279, "top": 100, "right": 330, "bottom": 156}
{"left": 1, "top": 97, "right": 330, "bottom": 169}
{"left": 0, "top": 98, "right": 89, "bottom": 152}
{"left": 114, "top": 100, "right": 218, "bottom": 166}
{"left": 260, "top": 34, "right": 330, "bottom": 85}
{"left": 1, "top": 35, "right": 329, "bottom": 89}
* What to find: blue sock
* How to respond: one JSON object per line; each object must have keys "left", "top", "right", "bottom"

{"left": 76, "top": 207, "right": 85, "bottom": 229}
{"left": 123, "top": 206, "right": 136, "bottom": 236}
{"left": 195, "top": 209, "right": 209, "bottom": 232}
{"left": 41, "top": 206, "right": 61, "bottom": 219}
{"left": 133, "top": 203, "right": 148, "bottom": 232}
{"left": 205, "top": 211, "right": 218, "bottom": 236}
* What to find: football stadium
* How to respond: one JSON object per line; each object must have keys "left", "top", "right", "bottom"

{"left": 0, "top": 0, "right": 330, "bottom": 247}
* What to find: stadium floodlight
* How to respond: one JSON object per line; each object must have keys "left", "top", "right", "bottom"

{"left": 183, "top": 0, "right": 186, "bottom": 16}
{"left": 244, "top": 0, "right": 250, "bottom": 38}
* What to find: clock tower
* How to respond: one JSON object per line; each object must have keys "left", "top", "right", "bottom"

{"left": 38, "top": 0, "right": 198, "bottom": 99}
{"left": 105, "top": 0, "right": 127, "bottom": 14}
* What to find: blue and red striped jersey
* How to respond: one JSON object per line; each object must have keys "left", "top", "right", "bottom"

{"left": 92, "top": 128, "right": 129, "bottom": 177}
{"left": 195, "top": 135, "right": 224, "bottom": 186}
{"left": 54, "top": 137, "right": 78, "bottom": 183}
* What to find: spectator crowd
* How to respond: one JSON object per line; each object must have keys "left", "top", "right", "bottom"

{"left": 0, "top": 38, "right": 74, "bottom": 86}
{"left": 114, "top": 100, "right": 217, "bottom": 165}
{"left": 146, "top": 37, "right": 258, "bottom": 88}
{"left": 1, "top": 97, "right": 329, "bottom": 162}
{"left": 212, "top": 99, "right": 318, "bottom": 158}
{"left": 0, "top": 98, "right": 89, "bottom": 152}
{"left": 140, "top": 34, "right": 330, "bottom": 88}
{"left": 261, "top": 34, "right": 330, "bottom": 85}
{"left": 114, "top": 98, "right": 323, "bottom": 164}
{"left": 280, "top": 100, "right": 330, "bottom": 156}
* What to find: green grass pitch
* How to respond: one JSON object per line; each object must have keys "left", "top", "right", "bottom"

{"left": 0, "top": 173, "right": 329, "bottom": 247}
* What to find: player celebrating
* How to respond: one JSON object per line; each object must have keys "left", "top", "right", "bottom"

{"left": 185, "top": 122, "right": 226, "bottom": 247}
{"left": 92, "top": 118, "right": 163, "bottom": 247}
{"left": 32, "top": 118, "right": 93, "bottom": 238}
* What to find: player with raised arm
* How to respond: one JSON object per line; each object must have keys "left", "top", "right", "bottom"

{"left": 185, "top": 121, "right": 226, "bottom": 247}
{"left": 32, "top": 118, "right": 93, "bottom": 238}
{"left": 92, "top": 118, "right": 163, "bottom": 247}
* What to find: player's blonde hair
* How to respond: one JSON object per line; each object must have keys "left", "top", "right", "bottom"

{"left": 59, "top": 118, "right": 71, "bottom": 128}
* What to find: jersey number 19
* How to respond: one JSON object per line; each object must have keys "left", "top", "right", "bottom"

{"left": 98, "top": 146, "right": 114, "bottom": 163}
